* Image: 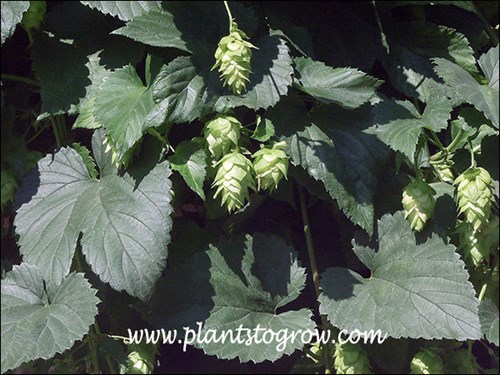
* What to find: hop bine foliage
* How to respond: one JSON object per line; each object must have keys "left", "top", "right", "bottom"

{"left": 213, "top": 151, "right": 256, "bottom": 212}
{"left": 333, "top": 342, "right": 372, "bottom": 374}
{"left": 203, "top": 114, "right": 242, "bottom": 160}
{"left": 444, "top": 349, "right": 479, "bottom": 374}
{"left": 102, "top": 134, "right": 140, "bottom": 169}
{"left": 252, "top": 141, "right": 289, "bottom": 192}
{"left": 410, "top": 348, "right": 445, "bottom": 374}
{"left": 1, "top": 169, "right": 17, "bottom": 207}
{"left": 402, "top": 179, "right": 436, "bottom": 232}
{"left": 212, "top": 22, "right": 257, "bottom": 95}
{"left": 455, "top": 166, "right": 495, "bottom": 231}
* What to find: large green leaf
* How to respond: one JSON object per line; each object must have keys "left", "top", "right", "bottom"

{"left": 294, "top": 57, "right": 382, "bottom": 109}
{"left": 1, "top": 263, "right": 99, "bottom": 373}
{"left": 168, "top": 140, "right": 207, "bottom": 200}
{"left": 319, "top": 212, "right": 481, "bottom": 340}
{"left": 269, "top": 94, "right": 390, "bottom": 234}
{"left": 479, "top": 300, "right": 499, "bottom": 347}
{"left": 384, "top": 21, "right": 476, "bottom": 104}
{"left": 366, "top": 97, "right": 452, "bottom": 161}
{"left": 93, "top": 65, "right": 154, "bottom": 158}
{"left": 81, "top": 1, "right": 161, "bottom": 21}
{"left": 14, "top": 146, "right": 173, "bottom": 300}
{"left": 142, "top": 233, "right": 314, "bottom": 363}
{"left": 112, "top": 10, "right": 190, "bottom": 52}
{"left": 433, "top": 46, "right": 499, "bottom": 128}
{"left": 1, "top": 1, "right": 29, "bottom": 44}
{"left": 31, "top": 32, "right": 90, "bottom": 115}
{"left": 147, "top": 56, "right": 208, "bottom": 127}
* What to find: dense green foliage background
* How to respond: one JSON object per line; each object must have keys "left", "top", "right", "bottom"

{"left": 1, "top": 1, "right": 499, "bottom": 373}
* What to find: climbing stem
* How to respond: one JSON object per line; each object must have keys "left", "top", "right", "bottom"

{"left": 223, "top": 1, "right": 234, "bottom": 32}
{"left": 298, "top": 185, "right": 333, "bottom": 374}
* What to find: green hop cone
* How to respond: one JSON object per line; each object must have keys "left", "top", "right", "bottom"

{"left": 430, "top": 151, "right": 454, "bottom": 183}
{"left": 333, "top": 342, "right": 371, "bottom": 374}
{"left": 456, "top": 221, "right": 485, "bottom": 267}
{"left": 410, "top": 348, "right": 445, "bottom": 374}
{"left": 212, "top": 22, "right": 257, "bottom": 95}
{"left": 252, "top": 141, "right": 289, "bottom": 192}
{"left": 213, "top": 151, "right": 256, "bottom": 212}
{"left": 120, "top": 343, "right": 157, "bottom": 375}
{"left": 102, "top": 134, "right": 140, "bottom": 169}
{"left": 204, "top": 114, "right": 242, "bottom": 160}
{"left": 402, "top": 179, "right": 436, "bottom": 232}
{"left": 444, "top": 349, "right": 479, "bottom": 374}
{"left": 455, "top": 166, "right": 494, "bottom": 231}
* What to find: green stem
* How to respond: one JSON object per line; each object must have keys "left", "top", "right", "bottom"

{"left": 469, "top": 141, "right": 476, "bottom": 168}
{"left": 223, "top": 1, "right": 233, "bottom": 31}
{"left": 446, "top": 127, "right": 463, "bottom": 153}
{"left": 372, "top": 1, "right": 390, "bottom": 54}
{"left": 49, "top": 116, "right": 62, "bottom": 148}
{"left": 146, "top": 128, "right": 166, "bottom": 144}
{"left": 298, "top": 186, "right": 333, "bottom": 374}
{"left": 1, "top": 73, "right": 40, "bottom": 87}
{"left": 25, "top": 123, "right": 51, "bottom": 144}
{"left": 478, "top": 282, "right": 488, "bottom": 302}
{"left": 430, "top": 131, "right": 445, "bottom": 151}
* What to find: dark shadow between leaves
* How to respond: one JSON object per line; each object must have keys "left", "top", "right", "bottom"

{"left": 138, "top": 250, "right": 214, "bottom": 332}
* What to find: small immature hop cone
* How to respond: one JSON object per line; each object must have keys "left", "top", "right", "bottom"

{"left": 213, "top": 151, "right": 256, "bottom": 213}
{"left": 120, "top": 343, "right": 157, "bottom": 374}
{"left": 333, "top": 342, "right": 372, "bottom": 374}
{"left": 212, "top": 23, "right": 257, "bottom": 95}
{"left": 410, "top": 348, "right": 445, "bottom": 374}
{"left": 204, "top": 114, "right": 242, "bottom": 160}
{"left": 252, "top": 141, "right": 289, "bottom": 192}
{"left": 429, "top": 151, "right": 454, "bottom": 183}
{"left": 402, "top": 179, "right": 436, "bottom": 232}
{"left": 455, "top": 166, "right": 494, "bottom": 231}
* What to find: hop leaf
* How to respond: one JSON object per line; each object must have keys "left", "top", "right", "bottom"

{"left": 102, "top": 133, "right": 141, "bottom": 169}
{"left": 212, "top": 23, "right": 257, "bottom": 95}
{"left": 402, "top": 179, "right": 436, "bottom": 232}
{"left": 21, "top": 1, "right": 46, "bottom": 32}
{"left": 444, "top": 349, "right": 479, "bottom": 374}
{"left": 1, "top": 169, "right": 17, "bottom": 207}
{"left": 203, "top": 114, "right": 242, "bottom": 160}
{"left": 455, "top": 167, "right": 495, "bottom": 231}
{"left": 213, "top": 151, "right": 256, "bottom": 212}
{"left": 410, "top": 348, "right": 445, "bottom": 374}
{"left": 333, "top": 342, "right": 371, "bottom": 374}
{"left": 252, "top": 141, "right": 289, "bottom": 192}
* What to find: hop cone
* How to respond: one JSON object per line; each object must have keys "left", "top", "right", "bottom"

{"left": 252, "top": 141, "right": 289, "bottom": 192}
{"left": 430, "top": 151, "right": 454, "bottom": 183}
{"left": 212, "top": 23, "right": 257, "bottom": 95}
{"left": 204, "top": 114, "right": 241, "bottom": 160}
{"left": 444, "top": 349, "right": 479, "bottom": 374}
{"left": 410, "top": 349, "right": 445, "bottom": 374}
{"left": 102, "top": 134, "right": 139, "bottom": 169}
{"left": 402, "top": 179, "right": 436, "bottom": 232}
{"left": 120, "top": 343, "right": 157, "bottom": 374}
{"left": 333, "top": 342, "right": 371, "bottom": 374}
{"left": 455, "top": 167, "right": 494, "bottom": 231}
{"left": 213, "top": 151, "right": 256, "bottom": 212}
